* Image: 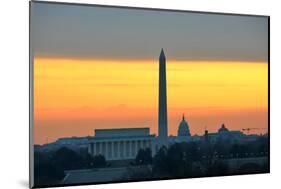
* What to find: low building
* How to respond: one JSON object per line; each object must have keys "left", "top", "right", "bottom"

{"left": 204, "top": 124, "right": 244, "bottom": 143}
{"left": 87, "top": 128, "right": 156, "bottom": 160}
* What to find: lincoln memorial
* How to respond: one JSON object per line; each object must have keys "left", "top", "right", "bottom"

{"left": 88, "top": 128, "right": 156, "bottom": 160}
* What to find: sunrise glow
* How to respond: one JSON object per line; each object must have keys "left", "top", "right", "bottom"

{"left": 34, "top": 57, "right": 268, "bottom": 144}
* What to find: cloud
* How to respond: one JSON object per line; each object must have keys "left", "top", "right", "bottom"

{"left": 31, "top": 2, "right": 268, "bottom": 62}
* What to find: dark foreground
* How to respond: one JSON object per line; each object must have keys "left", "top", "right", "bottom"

{"left": 33, "top": 137, "right": 269, "bottom": 187}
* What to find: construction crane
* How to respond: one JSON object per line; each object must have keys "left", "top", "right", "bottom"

{"left": 241, "top": 128, "right": 267, "bottom": 135}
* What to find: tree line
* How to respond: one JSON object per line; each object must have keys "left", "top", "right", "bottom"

{"left": 34, "top": 136, "right": 268, "bottom": 186}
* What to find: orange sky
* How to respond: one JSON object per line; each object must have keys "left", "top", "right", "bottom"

{"left": 33, "top": 57, "right": 268, "bottom": 144}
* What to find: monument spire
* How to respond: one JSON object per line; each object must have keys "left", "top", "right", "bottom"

{"left": 158, "top": 48, "right": 168, "bottom": 147}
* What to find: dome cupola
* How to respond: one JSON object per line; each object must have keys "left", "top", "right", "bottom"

{"left": 177, "top": 114, "right": 191, "bottom": 136}
{"left": 218, "top": 123, "right": 229, "bottom": 133}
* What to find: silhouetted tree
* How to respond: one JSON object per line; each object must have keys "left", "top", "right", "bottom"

{"left": 181, "top": 142, "right": 200, "bottom": 161}
{"left": 230, "top": 144, "right": 247, "bottom": 157}
{"left": 257, "top": 137, "right": 269, "bottom": 154}
{"left": 206, "top": 160, "right": 229, "bottom": 176}
{"left": 92, "top": 154, "right": 107, "bottom": 168}
{"left": 135, "top": 148, "right": 153, "bottom": 165}
{"left": 152, "top": 146, "right": 169, "bottom": 177}
{"left": 51, "top": 147, "right": 85, "bottom": 170}
{"left": 213, "top": 139, "right": 230, "bottom": 157}
{"left": 125, "top": 165, "right": 153, "bottom": 180}
{"left": 34, "top": 151, "right": 65, "bottom": 186}
{"left": 166, "top": 143, "right": 185, "bottom": 177}
{"left": 34, "top": 147, "right": 103, "bottom": 186}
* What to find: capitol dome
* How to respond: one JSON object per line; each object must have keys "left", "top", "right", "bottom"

{"left": 177, "top": 114, "right": 191, "bottom": 137}
{"left": 218, "top": 123, "right": 229, "bottom": 133}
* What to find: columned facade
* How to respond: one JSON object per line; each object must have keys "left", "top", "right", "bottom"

{"left": 88, "top": 128, "right": 156, "bottom": 161}
{"left": 88, "top": 138, "right": 156, "bottom": 160}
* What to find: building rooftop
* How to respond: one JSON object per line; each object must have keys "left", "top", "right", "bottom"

{"left": 95, "top": 127, "right": 150, "bottom": 138}
{"left": 62, "top": 166, "right": 150, "bottom": 184}
{"left": 62, "top": 167, "right": 128, "bottom": 184}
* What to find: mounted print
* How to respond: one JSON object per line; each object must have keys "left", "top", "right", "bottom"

{"left": 29, "top": 1, "right": 269, "bottom": 188}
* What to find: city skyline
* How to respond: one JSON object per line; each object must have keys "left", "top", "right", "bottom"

{"left": 32, "top": 3, "right": 268, "bottom": 145}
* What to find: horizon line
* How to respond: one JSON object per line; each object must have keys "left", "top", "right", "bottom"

{"left": 33, "top": 55, "right": 267, "bottom": 64}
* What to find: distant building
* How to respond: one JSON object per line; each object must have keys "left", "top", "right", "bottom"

{"left": 34, "top": 136, "right": 91, "bottom": 153}
{"left": 88, "top": 128, "right": 156, "bottom": 161}
{"left": 168, "top": 115, "right": 194, "bottom": 144}
{"left": 177, "top": 115, "right": 191, "bottom": 137}
{"left": 55, "top": 136, "right": 90, "bottom": 146}
{"left": 218, "top": 124, "right": 229, "bottom": 133}
{"left": 204, "top": 124, "right": 244, "bottom": 143}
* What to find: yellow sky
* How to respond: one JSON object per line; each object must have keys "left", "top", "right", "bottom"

{"left": 34, "top": 57, "right": 268, "bottom": 144}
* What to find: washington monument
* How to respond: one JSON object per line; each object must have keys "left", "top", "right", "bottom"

{"left": 158, "top": 49, "right": 168, "bottom": 147}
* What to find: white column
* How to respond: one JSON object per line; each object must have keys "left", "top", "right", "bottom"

{"left": 104, "top": 142, "right": 108, "bottom": 160}
{"left": 93, "top": 142, "right": 96, "bottom": 156}
{"left": 92, "top": 143, "right": 94, "bottom": 155}
{"left": 107, "top": 141, "right": 110, "bottom": 160}
{"left": 101, "top": 142, "right": 104, "bottom": 156}
{"left": 135, "top": 140, "right": 138, "bottom": 155}
{"left": 111, "top": 141, "right": 114, "bottom": 160}
{"left": 101, "top": 142, "right": 104, "bottom": 155}
{"left": 129, "top": 140, "right": 133, "bottom": 158}
{"left": 131, "top": 140, "right": 135, "bottom": 157}
{"left": 127, "top": 141, "right": 129, "bottom": 158}
{"left": 103, "top": 142, "right": 106, "bottom": 156}
{"left": 140, "top": 140, "right": 142, "bottom": 150}
{"left": 117, "top": 141, "right": 120, "bottom": 159}
{"left": 97, "top": 142, "right": 100, "bottom": 155}
{"left": 139, "top": 140, "right": 142, "bottom": 149}
{"left": 151, "top": 140, "right": 155, "bottom": 156}
{"left": 96, "top": 142, "right": 99, "bottom": 155}
{"left": 143, "top": 140, "right": 146, "bottom": 149}
{"left": 120, "top": 141, "right": 123, "bottom": 159}
{"left": 132, "top": 141, "right": 135, "bottom": 157}
{"left": 108, "top": 142, "right": 110, "bottom": 159}
{"left": 88, "top": 143, "right": 92, "bottom": 155}
{"left": 123, "top": 141, "right": 127, "bottom": 159}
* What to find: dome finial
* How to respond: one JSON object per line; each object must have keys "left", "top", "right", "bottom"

{"left": 182, "top": 114, "right": 185, "bottom": 120}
